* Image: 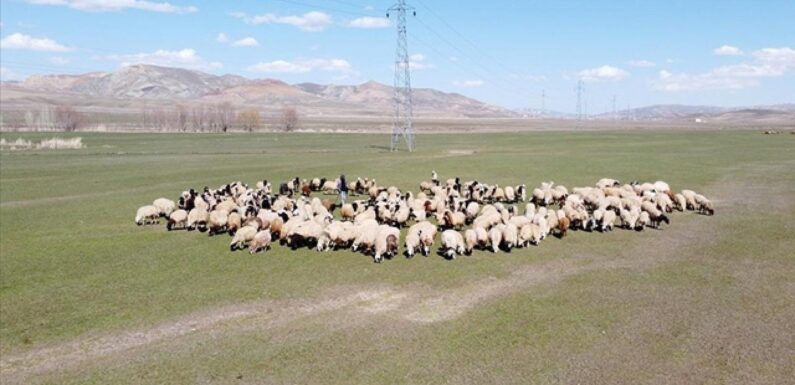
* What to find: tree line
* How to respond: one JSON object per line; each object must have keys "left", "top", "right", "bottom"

{"left": 8, "top": 104, "right": 300, "bottom": 132}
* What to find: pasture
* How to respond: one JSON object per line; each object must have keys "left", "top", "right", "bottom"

{"left": 1, "top": 130, "right": 793, "bottom": 384}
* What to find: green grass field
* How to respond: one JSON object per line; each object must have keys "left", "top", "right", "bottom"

{"left": 1, "top": 131, "right": 793, "bottom": 384}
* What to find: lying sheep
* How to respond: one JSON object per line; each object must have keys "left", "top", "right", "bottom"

{"left": 135, "top": 205, "right": 160, "bottom": 226}
{"left": 249, "top": 231, "right": 272, "bottom": 254}
{"left": 166, "top": 209, "right": 188, "bottom": 230}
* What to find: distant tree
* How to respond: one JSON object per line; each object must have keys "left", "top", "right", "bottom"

{"left": 281, "top": 107, "right": 299, "bottom": 132}
{"left": 237, "top": 108, "right": 261, "bottom": 132}
{"left": 217, "top": 102, "right": 235, "bottom": 133}
{"left": 54, "top": 105, "right": 83, "bottom": 132}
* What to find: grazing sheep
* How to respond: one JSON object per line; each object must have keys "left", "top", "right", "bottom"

{"left": 227, "top": 212, "right": 242, "bottom": 235}
{"left": 596, "top": 178, "right": 620, "bottom": 189}
{"left": 249, "top": 231, "right": 272, "bottom": 254}
{"left": 374, "top": 225, "right": 400, "bottom": 263}
{"left": 674, "top": 193, "right": 687, "bottom": 211}
{"left": 501, "top": 223, "right": 518, "bottom": 251}
{"left": 153, "top": 198, "right": 176, "bottom": 217}
{"left": 557, "top": 214, "right": 571, "bottom": 237}
{"left": 600, "top": 210, "right": 616, "bottom": 232}
{"left": 440, "top": 210, "right": 466, "bottom": 230}
{"left": 207, "top": 210, "right": 229, "bottom": 236}
{"left": 166, "top": 209, "right": 188, "bottom": 230}
{"left": 230, "top": 225, "right": 258, "bottom": 251}
{"left": 488, "top": 226, "right": 503, "bottom": 253}
{"left": 187, "top": 208, "right": 209, "bottom": 231}
{"left": 352, "top": 221, "right": 379, "bottom": 254}
{"left": 694, "top": 194, "right": 715, "bottom": 215}
{"left": 441, "top": 230, "right": 465, "bottom": 259}
{"left": 463, "top": 229, "right": 477, "bottom": 255}
{"left": 135, "top": 205, "right": 160, "bottom": 226}
{"left": 681, "top": 190, "right": 698, "bottom": 210}
{"left": 406, "top": 221, "right": 435, "bottom": 257}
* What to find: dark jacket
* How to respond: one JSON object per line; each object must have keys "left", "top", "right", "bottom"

{"left": 338, "top": 177, "right": 348, "bottom": 193}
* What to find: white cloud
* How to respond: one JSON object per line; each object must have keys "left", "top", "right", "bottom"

{"left": 0, "top": 32, "right": 71, "bottom": 52}
{"left": 216, "top": 32, "right": 229, "bottom": 43}
{"left": 233, "top": 11, "right": 332, "bottom": 32}
{"left": 628, "top": 59, "right": 656, "bottom": 68}
{"left": 453, "top": 79, "right": 484, "bottom": 88}
{"left": 231, "top": 37, "right": 259, "bottom": 47}
{"left": 247, "top": 58, "right": 351, "bottom": 74}
{"left": 405, "top": 53, "right": 434, "bottom": 70}
{"left": 714, "top": 45, "right": 743, "bottom": 56}
{"left": 578, "top": 65, "right": 629, "bottom": 81}
{"left": 654, "top": 47, "right": 795, "bottom": 91}
{"left": 107, "top": 48, "right": 221, "bottom": 70}
{"left": 654, "top": 69, "right": 757, "bottom": 91}
{"left": 49, "top": 56, "right": 70, "bottom": 65}
{"left": 27, "top": 0, "right": 196, "bottom": 13}
{"left": 348, "top": 17, "right": 390, "bottom": 29}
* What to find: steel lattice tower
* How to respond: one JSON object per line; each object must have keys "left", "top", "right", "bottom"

{"left": 576, "top": 80, "right": 584, "bottom": 120}
{"left": 387, "top": 0, "right": 415, "bottom": 152}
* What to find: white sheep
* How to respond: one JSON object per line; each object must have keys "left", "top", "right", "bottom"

{"left": 374, "top": 225, "right": 400, "bottom": 263}
{"left": 207, "top": 210, "right": 229, "bottom": 236}
{"left": 249, "top": 231, "right": 272, "bottom": 254}
{"left": 601, "top": 210, "right": 616, "bottom": 232}
{"left": 187, "top": 208, "right": 209, "bottom": 231}
{"left": 230, "top": 225, "right": 258, "bottom": 251}
{"left": 694, "top": 194, "right": 714, "bottom": 215}
{"left": 166, "top": 209, "right": 188, "bottom": 230}
{"left": 135, "top": 205, "right": 160, "bottom": 226}
{"left": 441, "top": 230, "right": 465, "bottom": 259}
{"left": 488, "top": 225, "right": 503, "bottom": 253}
{"left": 153, "top": 198, "right": 175, "bottom": 217}
{"left": 463, "top": 229, "right": 477, "bottom": 255}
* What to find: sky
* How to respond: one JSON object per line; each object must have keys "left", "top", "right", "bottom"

{"left": 1, "top": 0, "right": 793, "bottom": 113}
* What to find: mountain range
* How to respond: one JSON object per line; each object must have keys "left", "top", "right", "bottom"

{"left": 1, "top": 64, "right": 793, "bottom": 125}
{"left": 1, "top": 64, "right": 512, "bottom": 118}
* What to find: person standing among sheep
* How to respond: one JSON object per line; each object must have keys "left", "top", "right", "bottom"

{"left": 338, "top": 174, "right": 349, "bottom": 205}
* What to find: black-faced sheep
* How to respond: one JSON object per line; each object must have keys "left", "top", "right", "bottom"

{"left": 166, "top": 209, "right": 188, "bottom": 230}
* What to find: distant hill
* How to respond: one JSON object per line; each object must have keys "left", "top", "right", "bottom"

{"left": 3, "top": 64, "right": 515, "bottom": 118}
{"left": 593, "top": 104, "right": 795, "bottom": 123}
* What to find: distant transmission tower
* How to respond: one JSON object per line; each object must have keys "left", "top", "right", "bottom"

{"left": 576, "top": 80, "right": 584, "bottom": 120}
{"left": 540, "top": 89, "right": 546, "bottom": 117}
{"left": 387, "top": 0, "right": 416, "bottom": 152}
{"left": 612, "top": 94, "right": 617, "bottom": 120}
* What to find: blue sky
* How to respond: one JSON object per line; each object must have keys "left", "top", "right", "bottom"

{"left": 1, "top": 0, "right": 793, "bottom": 112}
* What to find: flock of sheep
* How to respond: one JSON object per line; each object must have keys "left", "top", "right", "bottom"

{"left": 135, "top": 172, "right": 714, "bottom": 263}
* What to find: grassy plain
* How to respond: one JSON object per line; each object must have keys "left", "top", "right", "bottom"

{"left": 0, "top": 130, "right": 793, "bottom": 384}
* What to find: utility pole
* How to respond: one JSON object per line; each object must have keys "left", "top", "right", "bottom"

{"left": 612, "top": 94, "right": 617, "bottom": 120}
{"left": 541, "top": 89, "right": 545, "bottom": 117}
{"left": 576, "top": 80, "right": 584, "bottom": 120}
{"left": 387, "top": 0, "right": 415, "bottom": 152}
